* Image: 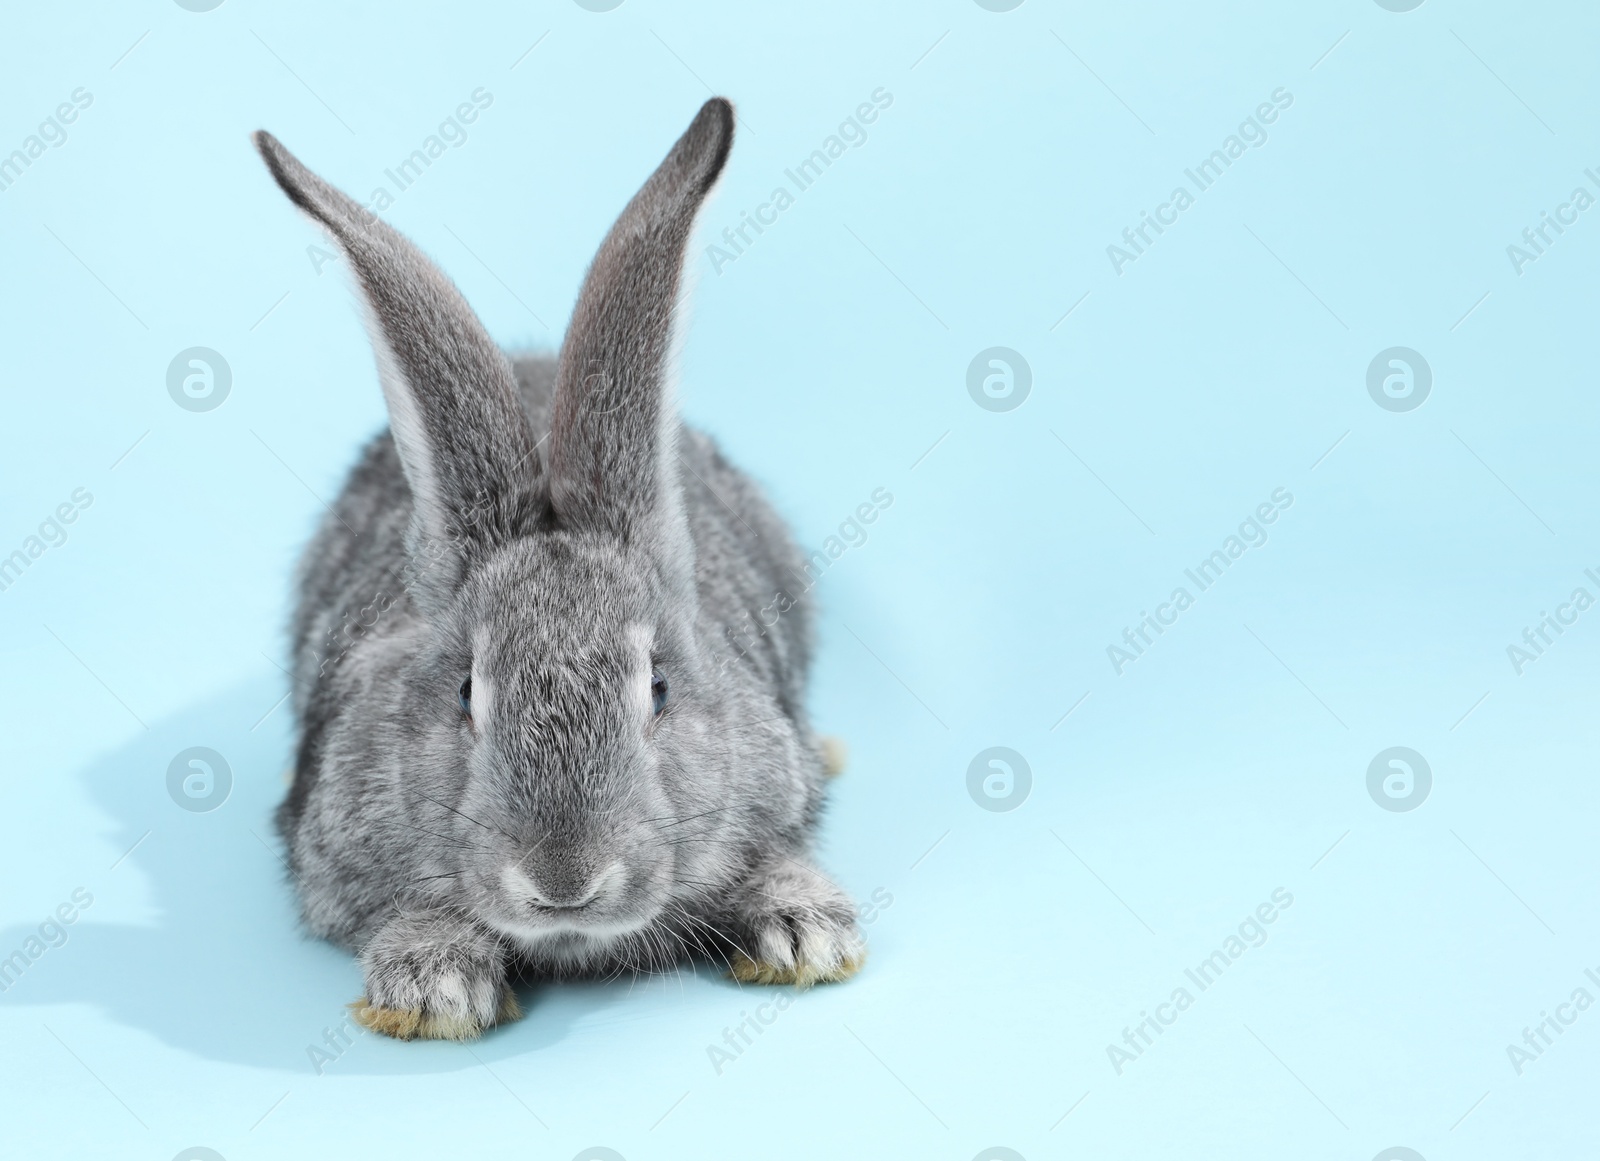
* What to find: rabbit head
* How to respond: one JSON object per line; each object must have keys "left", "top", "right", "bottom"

{"left": 254, "top": 101, "right": 776, "bottom": 961}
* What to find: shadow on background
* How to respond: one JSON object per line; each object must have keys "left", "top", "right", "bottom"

{"left": 0, "top": 673, "right": 716, "bottom": 1074}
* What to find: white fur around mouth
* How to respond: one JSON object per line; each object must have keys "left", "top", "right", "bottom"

{"left": 483, "top": 910, "right": 648, "bottom": 949}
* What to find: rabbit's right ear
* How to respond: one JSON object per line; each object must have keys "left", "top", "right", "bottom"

{"left": 253, "top": 131, "right": 541, "bottom": 568}
{"left": 547, "top": 99, "right": 734, "bottom": 544}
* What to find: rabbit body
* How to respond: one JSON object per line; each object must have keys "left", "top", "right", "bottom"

{"left": 257, "top": 100, "right": 862, "bottom": 1041}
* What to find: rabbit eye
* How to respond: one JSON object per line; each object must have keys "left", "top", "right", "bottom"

{"left": 458, "top": 676, "right": 472, "bottom": 717}
{"left": 650, "top": 667, "right": 668, "bottom": 716}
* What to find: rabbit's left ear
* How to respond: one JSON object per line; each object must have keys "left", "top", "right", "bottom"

{"left": 252, "top": 131, "right": 543, "bottom": 562}
{"left": 548, "top": 98, "right": 734, "bottom": 542}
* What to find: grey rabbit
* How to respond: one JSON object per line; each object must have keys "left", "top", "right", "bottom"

{"left": 254, "top": 98, "right": 863, "bottom": 1040}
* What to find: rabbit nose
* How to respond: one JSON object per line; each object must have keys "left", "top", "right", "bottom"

{"left": 502, "top": 859, "right": 620, "bottom": 910}
{"left": 527, "top": 878, "right": 599, "bottom": 910}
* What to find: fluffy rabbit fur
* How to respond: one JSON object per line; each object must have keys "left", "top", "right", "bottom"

{"left": 255, "top": 98, "right": 862, "bottom": 1041}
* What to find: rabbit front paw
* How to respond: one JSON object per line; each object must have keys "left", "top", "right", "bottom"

{"left": 728, "top": 857, "right": 865, "bottom": 987}
{"left": 350, "top": 911, "right": 520, "bottom": 1041}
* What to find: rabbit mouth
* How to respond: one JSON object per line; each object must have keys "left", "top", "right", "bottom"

{"left": 478, "top": 860, "right": 654, "bottom": 942}
{"left": 484, "top": 909, "right": 653, "bottom": 949}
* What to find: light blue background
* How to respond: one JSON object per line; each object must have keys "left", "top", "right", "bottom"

{"left": 2, "top": 1, "right": 1597, "bottom": 1158}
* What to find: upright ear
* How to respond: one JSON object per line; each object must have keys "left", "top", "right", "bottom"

{"left": 253, "top": 131, "right": 541, "bottom": 569}
{"left": 548, "top": 98, "right": 734, "bottom": 541}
